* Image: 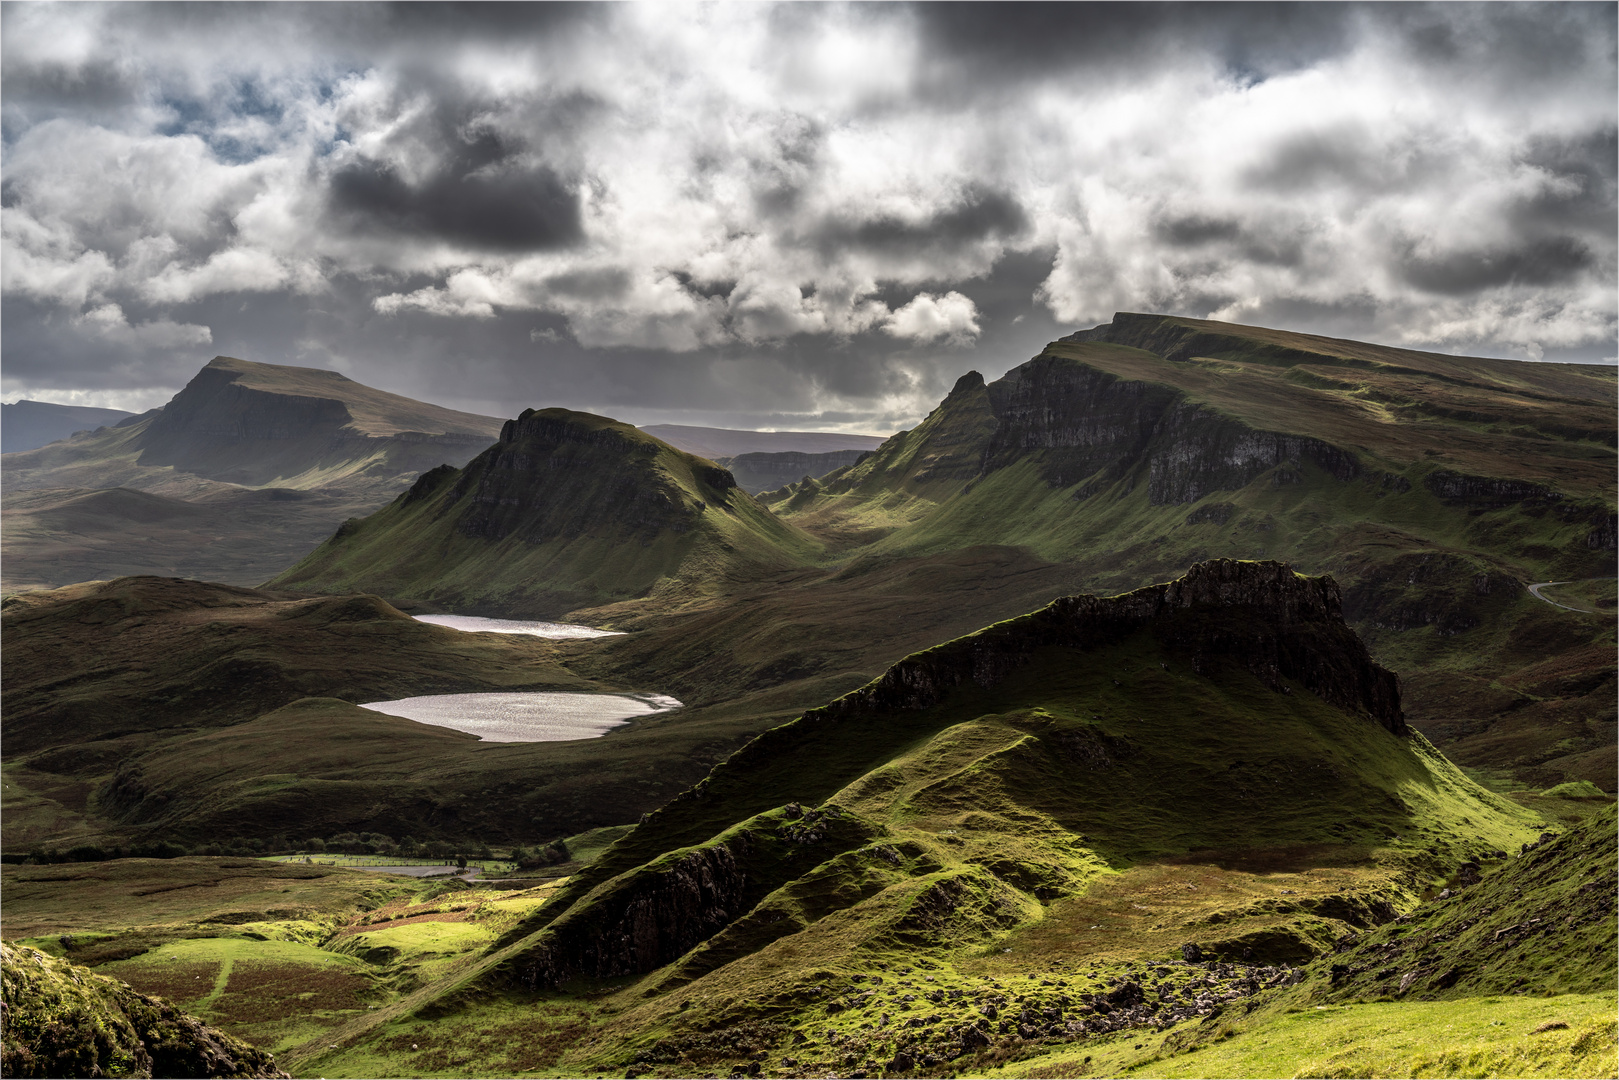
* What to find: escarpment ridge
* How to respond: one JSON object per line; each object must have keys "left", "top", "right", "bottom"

{"left": 480, "top": 559, "right": 1528, "bottom": 1003}
{"left": 810, "top": 558, "right": 1404, "bottom": 736}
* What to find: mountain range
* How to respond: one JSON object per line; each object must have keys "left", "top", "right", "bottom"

{"left": 2, "top": 312, "right": 1612, "bottom": 1080}
{"left": 273, "top": 312, "right": 1616, "bottom": 796}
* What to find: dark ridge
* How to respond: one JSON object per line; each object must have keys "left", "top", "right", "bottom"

{"left": 816, "top": 558, "right": 1403, "bottom": 736}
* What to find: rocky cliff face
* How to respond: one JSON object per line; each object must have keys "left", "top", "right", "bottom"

{"left": 447, "top": 408, "right": 739, "bottom": 544}
{"left": 819, "top": 559, "right": 1404, "bottom": 735}
{"left": 981, "top": 357, "right": 1179, "bottom": 491}
{"left": 507, "top": 805, "right": 876, "bottom": 990}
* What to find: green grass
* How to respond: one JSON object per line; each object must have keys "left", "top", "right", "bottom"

{"left": 991, "top": 993, "right": 1617, "bottom": 1079}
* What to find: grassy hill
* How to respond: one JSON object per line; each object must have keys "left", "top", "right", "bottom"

{"left": 271, "top": 408, "right": 823, "bottom": 617}
{"left": 270, "top": 561, "right": 1581, "bottom": 1079}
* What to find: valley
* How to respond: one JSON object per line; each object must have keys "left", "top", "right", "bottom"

{"left": 2, "top": 314, "right": 1613, "bottom": 1079}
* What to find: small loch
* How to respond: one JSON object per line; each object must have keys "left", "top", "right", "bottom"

{"left": 413, "top": 614, "right": 623, "bottom": 639}
{"left": 361, "top": 691, "right": 683, "bottom": 743}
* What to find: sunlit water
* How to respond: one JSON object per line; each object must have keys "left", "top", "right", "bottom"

{"left": 360, "top": 691, "right": 682, "bottom": 742}
{"left": 413, "top": 614, "right": 623, "bottom": 639}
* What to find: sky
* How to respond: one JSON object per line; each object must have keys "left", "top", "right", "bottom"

{"left": 2, "top": 2, "right": 1615, "bottom": 432}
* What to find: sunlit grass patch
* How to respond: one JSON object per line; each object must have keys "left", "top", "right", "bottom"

{"left": 991, "top": 992, "right": 1617, "bottom": 1079}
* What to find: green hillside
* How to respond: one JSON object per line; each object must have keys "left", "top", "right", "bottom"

{"left": 757, "top": 314, "right": 1615, "bottom": 793}
{"left": 273, "top": 561, "right": 1569, "bottom": 1079}
{"left": 271, "top": 408, "right": 822, "bottom": 616}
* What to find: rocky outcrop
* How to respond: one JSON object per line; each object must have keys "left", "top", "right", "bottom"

{"left": 449, "top": 409, "right": 736, "bottom": 544}
{"left": 1423, "top": 469, "right": 1561, "bottom": 506}
{"left": 814, "top": 559, "right": 1405, "bottom": 735}
{"left": 0, "top": 943, "right": 288, "bottom": 1079}
{"left": 966, "top": 354, "right": 1359, "bottom": 503}
{"left": 507, "top": 806, "right": 876, "bottom": 990}
{"left": 982, "top": 357, "right": 1180, "bottom": 491}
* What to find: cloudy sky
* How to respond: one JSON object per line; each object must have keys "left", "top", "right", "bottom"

{"left": 2, "top": 2, "right": 1614, "bottom": 431}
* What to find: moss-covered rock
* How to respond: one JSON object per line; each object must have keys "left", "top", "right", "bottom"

{"left": 0, "top": 942, "right": 287, "bottom": 1078}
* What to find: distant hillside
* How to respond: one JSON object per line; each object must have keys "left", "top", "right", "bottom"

{"left": 4, "top": 356, "right": 503, "bottom": 498}
{"left": 640, "top": 424, "right": 887, "bottom": 460}
{"left": 1, "top": 357, "right": 506, "bottom": 591}
{"left": 1, "top": 399, "right": 135, "bottom": 453}
{"left": 727, "top": 448, "right": 869, "bottom": 494}
{"left": 271, "top": 409, "right": 822, "bottom": 617}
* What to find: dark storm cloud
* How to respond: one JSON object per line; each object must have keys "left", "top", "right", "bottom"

{"left": 910, "top": 1, "right": 1358, "bottom": 83}
{"left": 2, "top": 2, "right": 1614, "bottom": 426}
{"left": 1154, "top": 215, "right": 1243, "bottom": 247}
{"left": 329, "top": 134, "right": 584, "bottom": 253}
{"left": 1398, "top": 236, "right": 1598, "bottom": 295}
{"left": 809, "top": 187, "right": 1029, "bottom": 259}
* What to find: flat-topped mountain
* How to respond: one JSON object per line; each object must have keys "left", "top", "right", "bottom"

{"left": 271, "top": 408, "right": 822, "bottom": 617}
{"left": 4, "top": 356, "right": 503, "bottom": 498}
{"left": 2, "top": 358, "right": 505, "bottom": 591}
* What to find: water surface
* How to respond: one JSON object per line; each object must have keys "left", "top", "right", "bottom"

{"left": 361, "top": 691, "right": 681, "bottom": 742}
{"left": 413, "top": 614, "right": 622, "bottom": 639}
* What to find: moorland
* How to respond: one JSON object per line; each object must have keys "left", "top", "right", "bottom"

{"left": 1, "top": 312, "right": 1613, "bottom": 1079}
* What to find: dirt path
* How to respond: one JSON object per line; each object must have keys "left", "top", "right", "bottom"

{"left": 1527, "top": 581, "right": 1597, "bottom": 613}
{"left": 198, "top": 956, "right": 234, "bottom": 1010}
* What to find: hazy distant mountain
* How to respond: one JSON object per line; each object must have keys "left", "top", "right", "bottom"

{"left": 2, "top": 357, "right": 505, "bottom": 591}
{"left": 2, "top": 400, "right": 135, "bottom": 454}
{"left": 4, "top": 356, "right": 503, "bottom": 498}
{"left": 727, "top": 448, "right": 870, "bottom": 494}
{"left": 639, "top": 423, "right": 886, "bottom": 460}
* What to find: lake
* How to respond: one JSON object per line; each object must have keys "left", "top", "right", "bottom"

{"left": 413, "top": 614, "right": 623, "bottom": 639}
{"left": 360, "top": 691, "right": 683, "bottom": 742}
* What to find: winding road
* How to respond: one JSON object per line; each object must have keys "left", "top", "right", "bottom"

{"left": 1527, "top": 580, "right": 1598, "bottom": 613}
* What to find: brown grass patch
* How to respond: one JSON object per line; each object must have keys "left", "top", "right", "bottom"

{"left": 213, "top": 962, "right": 372, "bottom": 1025}
{"left": 111, "top": 961, "right": 218, "bottom": 1007}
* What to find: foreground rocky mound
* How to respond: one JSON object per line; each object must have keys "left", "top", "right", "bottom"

{"left": 272, "top": 407, "right": 820, "bottom": 616}
{"left": 0, "top": 943, "right": 287, "bottom": 1079}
